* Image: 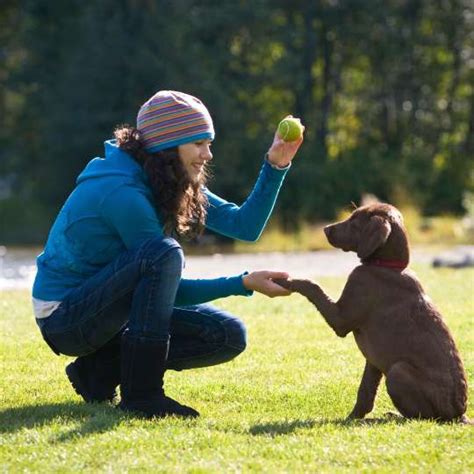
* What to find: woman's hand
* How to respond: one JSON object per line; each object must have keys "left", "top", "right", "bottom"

{"left": 242, "top": 271, "right": 292, "bottom": 297}
{"left": 266, "top": 115, "right": 305, "bottom": 168}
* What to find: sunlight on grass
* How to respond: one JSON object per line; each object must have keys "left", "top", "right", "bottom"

{"left": 1, "top": 267, "right": 473, "bottom": 472}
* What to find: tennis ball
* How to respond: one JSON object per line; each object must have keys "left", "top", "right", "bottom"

{"left": 277, "top": 117, "right": 303, "bottom": 142}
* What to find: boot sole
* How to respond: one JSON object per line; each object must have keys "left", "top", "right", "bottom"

{"left": 118, "top": 401, "right": 200, "bottom": 419}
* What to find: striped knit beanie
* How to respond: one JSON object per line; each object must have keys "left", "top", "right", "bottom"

{"left": 136, "top": 90, "right": 215, "bottom": 152}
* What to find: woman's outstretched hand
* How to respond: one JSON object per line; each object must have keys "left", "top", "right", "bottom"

{"left": 266, "top": 115, "right": 305, "bottom": 168}
{"left": 242, "top": 271, "right": 292, "bottom": 297}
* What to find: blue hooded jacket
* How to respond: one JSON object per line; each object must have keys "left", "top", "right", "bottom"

{"left": 32, "top": 140, "right": 290, "bottom": 305}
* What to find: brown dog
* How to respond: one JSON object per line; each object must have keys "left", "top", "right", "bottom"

{"left": 276, "top": 203, "right": 469, "bottom": 422}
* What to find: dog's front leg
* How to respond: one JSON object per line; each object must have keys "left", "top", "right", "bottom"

{"left": 347, "top": 362, "right": 383, "bottom": 419}
{"left": 275, "top": 278, "right": 353, "bottom": 337}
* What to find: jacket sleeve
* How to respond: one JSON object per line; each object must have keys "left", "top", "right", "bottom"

{"left": 100, "top": 185, "right": 165, "bottom": 249}
{"left": 175, "top": 273, "right": 253, "bottom": 306}
{"left": 100, "top": 186, "right": 254, "bottom": 304}
{"left": 204, "top": 159, "right": 290, "bottom": 242}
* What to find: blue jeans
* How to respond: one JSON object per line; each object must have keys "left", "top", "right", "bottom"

{"left": 36, "top": 236, "right": 247, "bottom": 370}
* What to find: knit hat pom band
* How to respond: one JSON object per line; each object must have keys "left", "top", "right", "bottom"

{"left": 137, "top": 90, "right": 215, "bottom": 152}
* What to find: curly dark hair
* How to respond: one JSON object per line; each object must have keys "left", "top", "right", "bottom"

{"left": 114, "top": 124, "right": 209, "bottom": 240}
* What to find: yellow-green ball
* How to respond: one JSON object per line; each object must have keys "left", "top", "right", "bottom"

{"left": 277, "top": 117, "right": 303, "bottom": 142}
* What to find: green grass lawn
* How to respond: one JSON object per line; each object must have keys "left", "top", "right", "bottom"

{"left": 1, "top": 265, "right": 473, "bottom": 473}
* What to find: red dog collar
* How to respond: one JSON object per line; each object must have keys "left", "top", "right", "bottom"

{"left": 364, "top": 258, "right": 408, "bottom": 271}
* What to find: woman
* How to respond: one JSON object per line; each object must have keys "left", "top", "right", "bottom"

{"left": 32, "top": 90, "right": 304, "bottom": 419}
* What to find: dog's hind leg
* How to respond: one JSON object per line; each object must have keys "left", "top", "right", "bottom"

{"left": 347, "top": 362, "right": 383, "bottom": 419}
{"left": 385, "top": 361, "right": 438, "bottom": 420}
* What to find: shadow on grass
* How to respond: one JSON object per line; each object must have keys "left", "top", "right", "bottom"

{"left": 249, "top": 415, "right": 408, "bottom": 436}
{"left": 0, "top": 401, "right": 125, "bottom": 442}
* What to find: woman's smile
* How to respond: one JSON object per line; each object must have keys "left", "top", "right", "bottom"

{"left": 178, "top": 140, "right": 213, "bottom": 181}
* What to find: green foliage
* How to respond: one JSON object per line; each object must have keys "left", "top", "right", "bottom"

{"left": 0, "top": 197, "right": 54, "bottom": 244}
{"left": 1, "top": 0, "right": 473, "bottom": 242}
{"left": 0, "top": 266, "right": 473, "bottom": 471}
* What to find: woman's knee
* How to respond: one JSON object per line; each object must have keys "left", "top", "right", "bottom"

{"left": 140, "top": 236, "right": 184, "bottom": 274}
{"left": 223, "top": 316, "right": 247, "bottom": 355}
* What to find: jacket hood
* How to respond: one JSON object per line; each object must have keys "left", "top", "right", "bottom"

{"left": 76, "top": 140, "right": 147, "bottom": 185}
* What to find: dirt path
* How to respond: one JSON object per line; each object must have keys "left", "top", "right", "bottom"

{"left": 182, "top": 248, "right": 436, "bottom": 279}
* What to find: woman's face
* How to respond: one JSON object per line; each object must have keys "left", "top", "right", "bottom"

{"left": 178, "top": 139, "right": 213, "bottom": 182}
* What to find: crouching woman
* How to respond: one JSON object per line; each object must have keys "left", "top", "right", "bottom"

{"left": 32, "top": 90, "right": 303, "bottom": 419}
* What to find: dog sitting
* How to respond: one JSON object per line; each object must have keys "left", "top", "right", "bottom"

{"left": 275, "top": 203, "right": 469, "bottom": 422}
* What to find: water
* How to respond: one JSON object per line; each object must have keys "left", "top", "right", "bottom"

{"left": 0, "top": 247, "right": 40, "bottom": 290}
{"left": 0, "top": 246, "right": 361, "bottom": 291}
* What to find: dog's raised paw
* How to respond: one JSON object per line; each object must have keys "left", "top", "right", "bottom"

{"left": 272, "top": 278, "right": 292, "bottom": 290}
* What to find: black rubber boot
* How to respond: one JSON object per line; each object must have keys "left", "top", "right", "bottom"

{"left": 118, "top": 333, "right": 199, "bottom": 419}
{"left": 66, "top": 332, "right": 122, "bottom": 403}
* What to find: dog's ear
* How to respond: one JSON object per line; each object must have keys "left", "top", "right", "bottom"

{"left": 357, "top": 215, "right": 391, "bottom": 259}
